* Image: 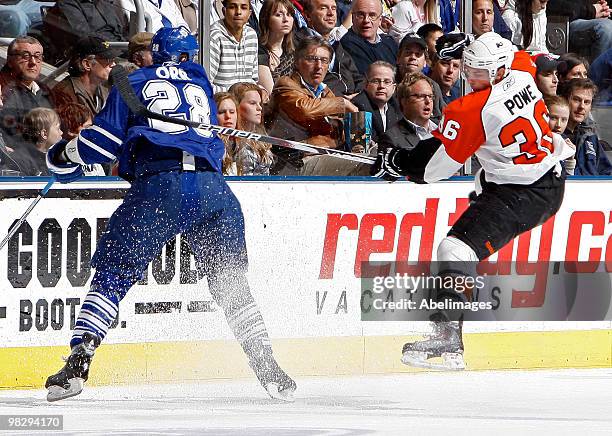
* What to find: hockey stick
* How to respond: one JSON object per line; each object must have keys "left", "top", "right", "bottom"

{"left": 110, "top": 66, "right": 375, "bottom": 165}
{"left": 0, "top": 178, "right": 54, "bottom": 250}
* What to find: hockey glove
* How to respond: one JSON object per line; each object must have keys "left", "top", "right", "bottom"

{"left": 370, "top": 146, "right": 406, "bottom": 181}
{"left": 46, "top": 140, "right": 84, "bottom": 184}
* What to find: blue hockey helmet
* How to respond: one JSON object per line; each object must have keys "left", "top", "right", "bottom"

{"left": 151, "top": 26, "right": 198, "bottom": 64}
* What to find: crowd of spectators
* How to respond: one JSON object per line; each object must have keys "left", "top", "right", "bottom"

{"left": 0, "top": 0, "right": 611, "bottom": 178}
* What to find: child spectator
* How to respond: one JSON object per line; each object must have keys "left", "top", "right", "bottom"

{"left": 210, "top": 0, "right": 259, "bottom": 92}
{"left": 213, "top": 92, "right": 240, "bottom": 175}
{"left": 56, "top": 102, "right": 106, "bottom": 176}
{"left": 544, "top": 95, "right": 576, "bottom": 174}
{"left": 10, "top": 108, "right": 62, "bottom": 176}
{"left": 229, "top": 82, "right": 274, "bottom": 175}
{"left": 56, "top": 102, "right": 93, "bottom": 140}
{"left": 258, "top": 0, "right": 296, "bottom": 95}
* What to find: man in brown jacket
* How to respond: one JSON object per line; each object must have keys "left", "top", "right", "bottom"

{"left": 51, "top": 36, "right": 119, "bottom": 116}
{"left": 268, "top": 36, "right": 358, "bottom": 174}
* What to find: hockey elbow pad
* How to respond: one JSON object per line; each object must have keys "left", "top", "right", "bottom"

{"left": 46, "top": 140, "right": 84, "bottom": 184}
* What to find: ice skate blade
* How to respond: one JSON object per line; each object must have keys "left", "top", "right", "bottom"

{"left": 265, "top": 383, "right": 296, "bottom": 403}
{"left": 401, "top": 351, "right": 465, "bottom": 371}
{"left": 47, "top": 378, "right": 84, "bottom": 402}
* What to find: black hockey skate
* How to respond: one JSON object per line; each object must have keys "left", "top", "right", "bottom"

{"left": 249, "top": 355, "right": 297, "bottom": 402}
{"left": 45, "top": 333, "right": 100, "bottom": 402}
{"left": 401, "top": 320, "right": 465, "bottom": 371}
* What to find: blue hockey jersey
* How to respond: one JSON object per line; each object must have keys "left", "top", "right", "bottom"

{"left": 67, "top": 61, "right": 225, "bottom": 179}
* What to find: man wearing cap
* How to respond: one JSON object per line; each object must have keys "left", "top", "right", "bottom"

{"left": 128, "top": 32, "right": 154, "bottom": 68}
{"left": 396, "top": 34, "right": 444, "bottom": 124}
{"left": 429, "top": 33, "right": 470, "bottom": 105}
{"left": 51, "top": 36, "right": 119, "bottom": 116}
{"left": 534, "top": 54, "right": 559, "bottom": 98}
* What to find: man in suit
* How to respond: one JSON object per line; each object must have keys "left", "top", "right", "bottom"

{"left": 378, "top": 72, "right": 437, "bottom": 151}
{"left": 352, "top": 61, "right": 402, "bottom": 144}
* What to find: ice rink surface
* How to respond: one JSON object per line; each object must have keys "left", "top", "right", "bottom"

{"left": 0, "top": 368, "right": 610, "bottom": 435}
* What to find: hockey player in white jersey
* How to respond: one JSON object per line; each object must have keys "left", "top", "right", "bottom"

{"left": 371, "top": 32, "right": 575, "bottom": 370}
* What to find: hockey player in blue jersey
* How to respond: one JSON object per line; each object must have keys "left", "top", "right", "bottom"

{"left": 44, "top": 26, "right": 296, "bottom": 402}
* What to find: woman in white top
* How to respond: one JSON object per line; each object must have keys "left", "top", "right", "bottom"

{"left": 502, "top": 0, "right": 549, "bottom": 53}
{"left": 389, "top": 0, "right": 438, "bottom": 44}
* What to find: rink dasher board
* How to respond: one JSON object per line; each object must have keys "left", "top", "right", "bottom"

{"left": 0, "top": 178, "right": 610, "bottom": 387}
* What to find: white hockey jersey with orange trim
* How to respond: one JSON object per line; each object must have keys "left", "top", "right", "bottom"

{"left": 428, "top": 51, "right": 574, "bottom": 185}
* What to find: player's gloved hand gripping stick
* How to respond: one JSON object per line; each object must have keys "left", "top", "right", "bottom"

{"left": 110, "top": 65, "right": 375, "bottom": 166}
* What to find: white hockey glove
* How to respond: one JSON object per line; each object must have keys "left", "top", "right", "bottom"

{"left": 46, "top": 140, "right": 84, "bottom": 183}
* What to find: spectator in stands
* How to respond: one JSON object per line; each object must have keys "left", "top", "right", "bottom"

{"left": 558, "top": 53, "right": 589, "bottom": 81}
{"left": 473, "top": 0, "right": 512, "bottom": 40}
{"left": 0, "top": 84, "right": 19, "bottom": 175}
{"left": 378, "top": 72, "right": 437, "bottom": 151}
{"left": 7, "top": 108, "right": 62, "bottom": 176}
{"left": 561, "top": 78, "right": 612, "bottom": 175}
{"left": 534, "top": 53, "right": 559, "bottom": 97}
{"left": 545, "top": 95, "right": 570, "bottom": 135}
{"left": 416, "top": 23, "right": 444, "bottom": 64}
{"left": 56, "top": 102, "right": 92, "bottom": 140}
{"left": 502, "top": 0, "right": 549, "bottom": 53}
{"left": 396, "top": 34, "right": 445, "bottom": 123}
{"left": 557, "top": 53, "right": 589, "bottom": 95}
{"left": 546, "top": 0, "right": 612, "bottom": 60}
{"left": 299, "top": 0, "right": 364, "bottom": 97}
{"left": 473, "top": 0, "right": 494, "bottom": 36}
{"left": 55, "top": 102, "right": 106, "bottom": 175}
{"left": 128, "top": 32, "right": 154, "bottom": 68}
{"left": 589, "top": 48, "right": 612, "bottom": 105}
{"left": 0, "top": 36, "right": 53, "bottom": 143}
{"left": 116, "top": 0, "right": 191, "bottom": 34}
{"left": 51, "top": 36, "right": 119, "bottom": 116}
{"left": 268, "top": 36, "right": 358, "bottom": 174}
{"left": 214, "top": 92, "right": 239, "bottom": 175}
{"left": 43, "top": 0, "right": 126, "bottom": 63}
{"left": 389, "top": 0, "right": 436, "bottom": 44}
{"left": 340, "top": 0, "right": 399, "bottom": 75}
{"left": 229, "top": 82, "right": 274, "bottom": 175}
{"left": 544, "top": 95, "right": 576, "bottom": 174}
{"left": 352, "top": 61, "right": 402, "bottom": 143}
{"left": 258, "top": 0, "right": 296, "bottom": 95}
{"left": 429, "top": 52, "right": 461, "bottom": 105}
{"left": 174, "top": 0, "right": 198, "bottom": 32}
{"left": 396, "top": 34, "right": 428, "bottom": 80}
{"left": 439, "top": 0, "right": 460, "bottom": 33}
{"left": 430, "top": 32, "right": 469, "bottom": 105}
{"left": 210, "top": 0, "right": 259, "bottom": 92}
{"left": 215, "top": 92, "right": 239, "bottom": 129}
